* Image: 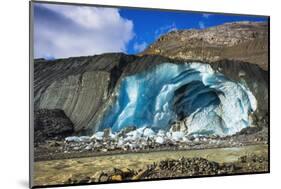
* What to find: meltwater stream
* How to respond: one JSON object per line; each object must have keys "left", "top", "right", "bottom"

{"left": 98, "top": 63, "right": 257, "bottom": 137}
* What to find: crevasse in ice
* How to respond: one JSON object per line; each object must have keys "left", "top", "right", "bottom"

{"left": 98, "top": 63, "right": 257, "bottom": 137}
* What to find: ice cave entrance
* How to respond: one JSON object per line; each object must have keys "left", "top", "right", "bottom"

{"left": 98, "top": 62, "right": 257, "bottom": 137}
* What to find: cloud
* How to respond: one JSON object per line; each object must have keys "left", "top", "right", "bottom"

{"left": 199, "top": 21, "right": 205, "bottom": 29}
{"left": 133, "top": 41, "right": 147, "bottom": 53}
{"left": 34, "top": 3, "right": 134, "bottom": 59}
{"left": 154, "top": 23, "right": 177, "bottom": 40}
{"left": 202, "top": 13, "right": 211, "bottom": 19}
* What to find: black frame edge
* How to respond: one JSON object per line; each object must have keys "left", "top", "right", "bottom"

{"left": 29, "top": 1, "right": 35, "bottom": 188}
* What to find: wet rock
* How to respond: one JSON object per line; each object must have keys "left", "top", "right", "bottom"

{"left": 254, "top": 136, "right": 264, "bottom": 142}
{"left": 47, "top": 140, "right": 61, "bottom": 147}
{"left": 238, "top": 126, "right": 261, "bottom": 135}
{"left": 187, "top": 135, "right": 195, "bottom": 141}
{"left": 78, "top": 177, "right": 91, "bottom": 184}
{"left": 132, "top": 163, "right": 157, "bottom": 180}
{"left": 120, "top": 168, "right": 135, "bottom": 178}
{"left": 110, "top": 175, "right": 122, "bottom": 181}
{"left": 65, "top": 175, "right": 92, "bottom": 184}
{"left": 98, "top": 172, "right": 111, "bottom": 182}
{"left": 97, "top": 168, "right": 136, "bottom": 182}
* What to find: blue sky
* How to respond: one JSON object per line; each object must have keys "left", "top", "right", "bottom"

{"left": 33, "top": 3, "right": 267, "bottom": 59}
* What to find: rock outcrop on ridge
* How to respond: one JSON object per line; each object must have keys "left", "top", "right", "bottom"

{"left": 141, "top": 21, "right": 269, "bottom": 70}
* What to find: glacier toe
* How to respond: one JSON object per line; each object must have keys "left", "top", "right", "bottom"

{"left": 98, "top": 62, "right": 257, "bottom": 137}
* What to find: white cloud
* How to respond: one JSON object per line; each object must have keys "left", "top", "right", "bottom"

{"left": 133, "top": 41, "right": 147, "bottom": 53}
{"left": 202, "top": 13, "right": 211, "bottom": 19}
{"left": 34, "top": 4, "right": 134, "bottom": 59}
{"left": 199, "top": 21, "right": 205, "bottom": 29}
{"left": 154, "top": 23, "right": 177, "bottom": 40}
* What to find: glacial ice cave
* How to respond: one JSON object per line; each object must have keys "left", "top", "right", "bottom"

{"left": 98, "top": 63, "right": 257, "bottom": 137}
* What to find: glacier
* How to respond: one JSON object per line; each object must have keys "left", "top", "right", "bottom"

{"left": 98, "top": 62, "right": 257, "bottom": 137}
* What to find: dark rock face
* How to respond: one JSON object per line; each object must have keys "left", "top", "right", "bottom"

{"left": 142, "top": 21, "right": 269, "bottom": 70}
{"left": 34, "top": 53, "right": 136, "bottom": 132}
{"left": 34, "top": 109, "right": 74, "bottom": 143}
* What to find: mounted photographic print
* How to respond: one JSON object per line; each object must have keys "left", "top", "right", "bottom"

{"left": 29, "top": 1, "right": 269, "bottom": 188}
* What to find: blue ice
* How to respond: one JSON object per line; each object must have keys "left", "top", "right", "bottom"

{"left": 98, "top": 63, "right": 257, "bottom": 137}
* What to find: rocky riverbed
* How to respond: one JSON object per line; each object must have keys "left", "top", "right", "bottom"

{"left": 78, "top": 154, "right": 268, "bottom": 183}
{"left": 33, "top": 144, "right": 268, "bottom": 186}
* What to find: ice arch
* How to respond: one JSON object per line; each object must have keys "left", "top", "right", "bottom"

{"left": 99, "top": 63, "right": 257, "bottom": 136}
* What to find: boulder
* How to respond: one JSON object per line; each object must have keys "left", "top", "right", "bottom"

{"left": 34, "top": 109, "right": 74, "bottom": 143}
{"left": 118, "top": 126, "right": 137, "bottom": 137}
{"left": 169, "top": 120, "right": 188, "bottom": 133}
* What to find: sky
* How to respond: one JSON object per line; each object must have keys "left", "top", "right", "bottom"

{"left": 33, "top": 2, "right": 268, "bottom": 59}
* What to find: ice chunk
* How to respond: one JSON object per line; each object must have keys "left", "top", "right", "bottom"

{"left": 157, "top": 130, "right": 166, "bottom": 137}
{"left": 65, "top": 136, "right": 81, "bottom": 142}
{"left": 125, "top": 130, "right": 141, "bottom": 141}
{"left": 91, "top": 131, "right": 104, "bottom": 140}
{"left": 79, "top": 136, "right": 91, "bottom": 142}
{"left": 155, "top": 136, "right": 165, "bottom": 144}
{"left": 171, "top": 131, "right": 185, "bottom": 142}
{"left": 143, "top": 128, "right": 155, "bottom": 137}
{"left": 65, "top": 136, "right": 91, "bottom": 142}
